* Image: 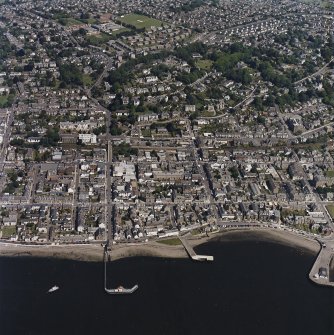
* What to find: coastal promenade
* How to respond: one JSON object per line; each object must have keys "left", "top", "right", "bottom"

{"left": 1, "top": 224, "right": 334, "bottom": 287}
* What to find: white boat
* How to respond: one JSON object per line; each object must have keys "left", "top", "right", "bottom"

{"left": 48, "top": 285, "right": 59, "bottom": 293}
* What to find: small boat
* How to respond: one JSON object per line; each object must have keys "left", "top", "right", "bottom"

{"left": 48, "top": 285, "right": 59, "bottom": 293}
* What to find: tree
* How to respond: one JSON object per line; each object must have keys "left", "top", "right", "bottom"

{"left": 78, "top": 28, "right": 87, "bottom": 36}
{"left": 229, "top": 166, "right": 239, "bottom": 179}
{"left": 80, "top": 13, "right": 90, "bottom": 20}
{"left": 257, "top": 115, "right": 266, "bottom": 125}
{"left": 253, "top": 97, "right": 264, "bottom": 111}
{"left": 16, "top": 49, "right": 25, "bottom": 57}
{"left": 24, "top": 62, "right": 34, "bottom": 71}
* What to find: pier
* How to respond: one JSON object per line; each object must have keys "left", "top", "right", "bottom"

{"left": 103, "top": 246, "right": 138, "bottom": 294}
{"left": 309, "top": 238, "right": 334, "bottom": 287}
{"left": 179, "top": 234, "right": 214, "bottom": 261}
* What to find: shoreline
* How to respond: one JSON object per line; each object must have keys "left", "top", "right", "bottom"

{"left": 0, "top": 227, "right": 321, "bottom": 262}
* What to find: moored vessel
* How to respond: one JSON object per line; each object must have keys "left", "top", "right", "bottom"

{"left": 48, "top": 285, "right": 59, "bottom": 293}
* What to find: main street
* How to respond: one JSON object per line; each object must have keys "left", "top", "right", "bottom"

{"left": 84, "top": 60, "right": 114, "bottom": 243}
{"left": 186, "top": 119, "right": 221, "bottom": 222}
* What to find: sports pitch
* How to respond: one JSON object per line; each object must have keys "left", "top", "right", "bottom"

{"left": 117, "top": 13, "right": 162, "bottom": 30}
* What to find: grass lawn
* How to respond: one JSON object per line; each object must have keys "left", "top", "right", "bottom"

{"left": 196, "top": 59, "right": 213, "bottom": 70}
{"left": 117, "top": 13, "right": 162, "bottom": 30}
{"left": 157, "top": 238, "right": 181, "bottom": 246}
{"left": 325, "top": 170, "right": 334, "bottom": 177}
{"left": 85, "top": 32, "right": 112, "bottom": 45}
{"left": 1, "top": 226, "right": 16, "bottom": 238}
{"left": 191, "top": 228, "right": 202, "bottom": 235}
{"left": 326, "top": 205, "right": 334, "bottom": 219}
{"left": 112, "top": 27, "right": 131, "bottom": 36}
{"left": 141, "top": 129, "right": 151, "bottom": 137}
{"left": 0, "top": 95, "right": 8, "bottom": 107}
{"left": 80, "top": 18, "right": 99, "bottom": 25}
{"left": 82, "top": 74, "right": 93, "bottom": 86}
{"left": 200, "top": 110, "right": 216, "bottom": 117}
{"left": 58, "top": 18, "right": 83, "bottom": 26}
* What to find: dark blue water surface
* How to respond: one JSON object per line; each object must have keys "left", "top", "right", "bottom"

{"left": 1, "top": 233, "right": 334, "bottom": 335}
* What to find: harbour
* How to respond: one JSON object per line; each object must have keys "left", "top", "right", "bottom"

{"left": 1, "top": 233, "right": 334, "bottom": 335}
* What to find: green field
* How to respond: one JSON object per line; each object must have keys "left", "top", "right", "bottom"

{"left": 0, "top": 94, "right": 14, "bottom": 108}
{"left": 326, "top": 205, "right": 334, "bottom": 219}
{"left": 1, "top": 226, "right": 16, "bottom": 238}
{"left": 80, "top": 18, "right": 99, "bottom": 25}
{"left": 117, "top": 13, "right": 162, "bottom": 30}
{"left": 325, "top": 170, "right": 334, "bottom": 177}
{"left": 196, "top": 59, "right": 213, "bottom": 70}
{"left": 85, "top": 32, "right": 112, "bottom": 45}
{"left": 0, "top": 95, "right": 8, "bottom": 107}
{"left": 157, "top": 238, "right": 181, "bottom": 246}
{"left": 82, "top": 74, "right": 93, "bottom": 86}
{"left": 141, "top": 128, "right": 151, "bottom": 137}
{"left": 112, "top": 27, "right": 131, "bottom": 36}
{"left": 58, "top": 18, "right": 83, "bottom": 26}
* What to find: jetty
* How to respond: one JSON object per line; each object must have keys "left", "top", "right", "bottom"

{"left": 103, "top": 246, "right": 138, "bottom": 294}
{"left": 309, "top": 238, "right": 334, "bottom": 287}
{"left": 179, "top": 234, "right": 214, "bottom": 261}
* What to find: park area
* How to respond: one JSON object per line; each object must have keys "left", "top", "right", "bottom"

{"left": 85, "top": 32, "right": 112, "bottom": 45}
{"left": 117, "top": 13, "right": 162, "bottom": 30}
{"left": 325, "top": 170, "right": 334, "bottom": 177}
{"left": 0, "top": 94, "right": 15, "bottom": 108}
{"left": 196, "top": 59, "right": 213, "bottom": 70}
{"left": 1, "top": 226, "right": 16, "bottom": 239}
{"left": 58, "top": 17, "right": 83, "bottom": 26}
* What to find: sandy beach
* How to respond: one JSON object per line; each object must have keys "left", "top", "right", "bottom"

{"left": 0, "top": 240, "right": 188, "bottom": 262}
{"left": 189, "top": 228, "right": 321, "bottom": 254}
{"left": 0, "top": 227, "right": 321, "bottom": 262}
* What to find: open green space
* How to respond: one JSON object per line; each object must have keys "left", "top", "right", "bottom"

{"left": 117, "top": 13, "right": 162, "bottom": 30}
{"left": 0, "top": 95, "right": 9, "bottom": 107}
{"left": 191, "top": 228, "right": 203, "bottom": 235}
{"left": 196, "top": 59, "right": 213, "bottom": 70}
{"left": 80, "top": 18, "right": 99, "bottom": 25}
{"left": 157, "top": 238, "right": 182, "bottom": 246}
{"left": 325, "top": 170, "right": 334, "bottom": 177}
{"left": 58, "top": 18, "right": 83, "bottom": 26}
{"left": 200, "top": 110, "right": 216, "bottom": 117}
{"left": 112, "top": 27, "right": 131, "bottom": 36}
{"left": 141, "top": 128, "right": 151, "bottom": 137}
{"left": 82, "top": 74, "right": 93, "bottom": 86}
{"left": 326, "top": 205, "right": 334, "bottom": 219}
{"left": 85, "top": 32, "right": 112, "bottom": 45}
{"left": 1, "top": 226, "right": 16, "bottom": 238}
{"left": 0, "top": 94, "right": 15, "bottom": 108}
